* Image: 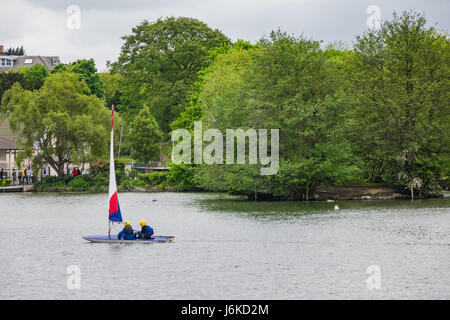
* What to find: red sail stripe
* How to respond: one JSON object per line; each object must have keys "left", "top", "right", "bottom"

{"left": 109, "top": 191, "right": 119, "bottom": 215}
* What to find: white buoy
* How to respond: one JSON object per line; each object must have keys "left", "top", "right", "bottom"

{"left": 334, "top": 204, "right": 339, "bottom": 211}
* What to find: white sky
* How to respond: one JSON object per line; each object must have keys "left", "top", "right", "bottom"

{"left": 1, "top": 0, "right": 448, "bottom": 71}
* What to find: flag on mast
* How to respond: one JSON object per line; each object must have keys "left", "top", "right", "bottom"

{"left": 109, "top": 106, "right": 122, "bottom": 222}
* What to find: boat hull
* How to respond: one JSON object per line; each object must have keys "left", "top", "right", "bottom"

{"left": 82, "top": 235, "right": 175, "bottom": 243}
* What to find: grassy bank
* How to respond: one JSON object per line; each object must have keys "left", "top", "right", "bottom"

{"left": 33, "top": 169, "right": 192, "bottom": 193}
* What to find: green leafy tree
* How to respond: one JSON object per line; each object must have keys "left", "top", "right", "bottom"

{"left": 173, "top": 34, "right": 360, "bottom": 199}
{"left": 17, "top": 64, "right": 49, "bottom": 91}
{"left": 348, "top": 11, "right": 450, "bottom": 193}
{"left": 0, "top": 72, "right": 112, "bottom": 176}
{"left": 111, "top": 16, "right": 230, "bottom": 135}
{"left": 0, "top": 71, "right": 24, "bottom": 105}
{"left": 52, "top": 59, "right": 105, "bottom": 98}
{"left": 129, "top": 105, "right": 163, "bottom": 164}
{"left": 99, "top": 73, "right": 122, "bottom": 110}
{"left": 0, "top": 65, "right": 50, "bottom": 104}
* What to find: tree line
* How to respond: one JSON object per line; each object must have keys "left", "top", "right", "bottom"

{"left": 0, "top": 11, "right": 448, "bottom": 199}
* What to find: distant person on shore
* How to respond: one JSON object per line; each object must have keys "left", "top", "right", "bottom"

{"left": 12, "top": 169, "right": 16, "bottom": 184}
{"left": 0, "top": 168, "right": 4, "bottom": 179}
{"left": 72, "top": 167, "right": 79, "bottom": 177}
{"left": 22, "top": 168, "right": 27, "bottom": 184}
{"left": 118, "top": 221, "right": 135, "bottom": 240}
{"left": 27, "top": 167, "right": 33, "bottom": 183}
{"left": 137, "top": 220, "right": 154, "bottom": 239}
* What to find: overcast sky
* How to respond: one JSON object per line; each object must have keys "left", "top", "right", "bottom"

{"left": 1, "top": 0, "right": 448, "bottom": 71}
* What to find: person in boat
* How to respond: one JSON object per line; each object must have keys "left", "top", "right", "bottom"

{"left": 118, "top": 221, "right": 135, "bottom": 240}
{"left": 137, "top": 220, "right": 154, "bottom": 239}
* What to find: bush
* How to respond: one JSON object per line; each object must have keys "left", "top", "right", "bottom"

{"left": 120, "top": 179, "right": 132, "bottom": 191}
{"left": 91, "top": 172, "right": 108, "bottom": 192}
{"left": 167, "top": 164, "right": 196, "bottom": 191}
{"left": 68, "top": 175, "right": 93, "bottom": 191}
{"left": 1, "top": 179, "right": 12, "bottom": 186}
{"left": 137, "top": 171, "right": 168, "bottom": 186}
{"left": 33, "top": 175, "right": 72, "bottom": 191}
{"left": 89, "top": 159, "right": 125, "bottom": 177}
{"left": 129, "top": 169, "right": 138, "bottom": 179}
{"left": 130, "top": 179, "right": 148, "bottom": 188}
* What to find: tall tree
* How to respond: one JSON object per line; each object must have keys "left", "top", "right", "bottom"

{"left": 348, "top": 11, "right": 450, "bottom": 193}
{"left": 99, "top": 73, "right": 122, "bottom": 109}
{"left": 129, "top": 105, "right": 163, "bottom": 164}
{"left": 111, "top": 16, "right": 230, "bottom": 135}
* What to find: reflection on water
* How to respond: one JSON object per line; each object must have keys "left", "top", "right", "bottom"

{"left": 198, "top": 195, "right": 450, "bottom": 214}
{"left": 0, "top": 192, "right": 449, "bottom": 299}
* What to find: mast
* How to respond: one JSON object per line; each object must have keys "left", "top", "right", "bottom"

{"left": 108, "top": 105, "right": 122, "bottom": 237}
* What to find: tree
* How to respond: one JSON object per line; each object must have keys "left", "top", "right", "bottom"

{"left": 4, "top": 46, "right": 25, "bottom": 56}
{"left": 0, "top": 65, "right": 50, "bottom": 104}
{"left": 0, "top": 72, "right": 112, "bottom": 176}
{"left": 348, "top": 11, "right": 450, "bottom": 193}
{"left": 52, "top": 59, "right": 105, "bottom": 98}
{"left": 18, "top": 64, "right": 49, "bottom": 91}
{"left": 99, "top": 73, "right": 122, "bottom": 110}
{"left": 172, "top": 35, "right": 360, "bottom": 199}
{"left": 129, "top": 105, "right": 163, "bottom": 164}
{"left": 0, "top": 71, "right": 24, "bottom": 105}
{"left": 111, "top": 16, "right": 230, "bottom": 135}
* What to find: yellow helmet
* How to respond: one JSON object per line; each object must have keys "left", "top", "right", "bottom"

{"left": 139, "top": 220, "right": 147, "bottom": 227}
{"left": 124, "top": 221, "right": 131, "bottom": 226}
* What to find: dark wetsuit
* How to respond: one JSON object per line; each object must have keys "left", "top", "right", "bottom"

{"left": 118, "top": 225, "right": 135, "bottom": 240}
{"left": 138, "top": 225, "right": 154, "bottom": 239}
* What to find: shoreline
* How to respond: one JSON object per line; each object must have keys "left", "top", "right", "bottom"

{"left": 3, "top": 184, "right": 446, "bottom": 201}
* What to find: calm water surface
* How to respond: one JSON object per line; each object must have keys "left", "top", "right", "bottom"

{"left": 1, "top": 192, "right": 449, "bottom": 299}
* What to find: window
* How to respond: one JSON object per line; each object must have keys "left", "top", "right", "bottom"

{"left": 1, "top": 58, "right": 12, "bottom": 66}
{"left": 24, "top": 58, "right": 33, "bottom": 64}
{"left": 1, "top": 59, "right": 13, "bottom": 66}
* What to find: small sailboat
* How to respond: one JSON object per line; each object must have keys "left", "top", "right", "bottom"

{"left": 82, "top": 106, "right": 174, "bottom": 244}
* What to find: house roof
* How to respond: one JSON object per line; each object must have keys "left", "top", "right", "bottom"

{"left": 0, "top": 119, "right": 19, "bottom": 149}
{"left": 0, "top": 118, "right": 17, "bottom": 141}
{"left": 0, "top": 55, "right": 60, "bottom": 73}
{"left": 0, "top": 137, "right": 17, "bottom": 150}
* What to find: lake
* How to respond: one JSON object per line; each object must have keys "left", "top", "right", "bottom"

{"left": 1, "top": 192, "right": 449, "bottom": 299}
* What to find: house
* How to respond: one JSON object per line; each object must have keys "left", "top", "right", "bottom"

{"left": 0, "top": 45, "right": 60, "bottom": 73}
